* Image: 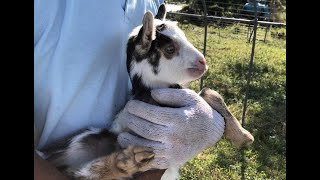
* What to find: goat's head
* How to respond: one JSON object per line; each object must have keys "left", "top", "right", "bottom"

{"left": 127, "top": 4, "right": 207, "bottom": 91}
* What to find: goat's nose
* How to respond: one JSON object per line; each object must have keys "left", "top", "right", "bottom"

{"left": 195, "top": 57, "right": 207, "bottom": 71}
{"left": 198, "top": 57, "right": 206, "bottom": 65}
{"left": 198, "top": 58, "right": 206, "bottom": 65}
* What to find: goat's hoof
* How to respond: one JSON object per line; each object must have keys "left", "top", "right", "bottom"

{"left": 228, "top": 128, "right": 254, "bottom": 148}
{"left": 116, "top": 146, "right": 155, "bottom": 175}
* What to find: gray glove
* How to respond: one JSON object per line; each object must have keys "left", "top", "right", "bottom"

{"left": 117, "top": 88, "right": 225, "bottom": 169}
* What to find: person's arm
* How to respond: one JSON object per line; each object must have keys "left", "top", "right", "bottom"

{"left": 34, "top": 151, "right": 69, "bottom": 180}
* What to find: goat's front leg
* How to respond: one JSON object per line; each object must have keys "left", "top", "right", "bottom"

{"left": 199, "top": 88, "right": 254, "bottom": 148}
{"left": 72, "top": 146, "right": 155, "bottom": 180}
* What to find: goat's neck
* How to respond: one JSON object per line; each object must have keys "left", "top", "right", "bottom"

{"left": 131, "top": 80, "right": 181, "bottom": 104}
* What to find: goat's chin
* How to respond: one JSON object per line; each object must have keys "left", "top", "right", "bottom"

{"left": 186, "top": 68, "right": 207, "bottom": 79}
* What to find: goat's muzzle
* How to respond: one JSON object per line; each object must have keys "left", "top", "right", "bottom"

{"left": 187, "top": 57, "right": 208, "bottom": 78}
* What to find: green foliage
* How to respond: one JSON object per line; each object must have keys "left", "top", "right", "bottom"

{"left": 177, "top": 23, "right": 286, "bottom": 180}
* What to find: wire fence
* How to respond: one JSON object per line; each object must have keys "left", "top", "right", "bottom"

{"left": 166, "top": 0, "right": 286, "bottom": 43}
{"left": 164, "top": 1, "right": 286, "bottom": 179}
{"left": 165, "top": 0, "right": 286, "bottom": 123}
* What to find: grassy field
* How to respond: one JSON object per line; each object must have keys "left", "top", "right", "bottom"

{"left": 176, "top": 23, "right": 286, "bottom": 180}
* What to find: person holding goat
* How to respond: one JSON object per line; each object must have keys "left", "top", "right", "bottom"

{"left": 34, "top": 1, "right": 252, "bottom": 179}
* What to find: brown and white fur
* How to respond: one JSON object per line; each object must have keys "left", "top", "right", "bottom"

{"left": 36, "top": 4, "right": 253, "bottom": 180}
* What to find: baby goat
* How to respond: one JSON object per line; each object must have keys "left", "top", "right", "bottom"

{"left": 37, "top": 4, "right": 253, "bottom": 180}
{"left": 110, "top": 5, "right": 210, "bottom": 180}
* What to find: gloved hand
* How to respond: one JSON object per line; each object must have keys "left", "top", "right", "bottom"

{"left": 117, "top": 88, "right": 225, "bottom": 169}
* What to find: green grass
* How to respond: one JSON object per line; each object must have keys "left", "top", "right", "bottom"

{"left": 177, "top": 23, "right": 286, "bottom": 180}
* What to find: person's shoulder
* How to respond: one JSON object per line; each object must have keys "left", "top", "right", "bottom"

{"left": 123, "top": 0, "right": 165, "bottom": 27}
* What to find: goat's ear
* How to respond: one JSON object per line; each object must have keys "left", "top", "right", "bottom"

{"left": 141, "top": 11, "right": 154, "bottom": 49}
{"left": 155, "top": 4, "right": 167, "bottom": 20}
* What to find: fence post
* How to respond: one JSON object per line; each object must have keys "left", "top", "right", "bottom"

{"left": 218, "top": 18, "right": 221, "bottom": 42}
{"left": 200, "top": 0, "right": 208, "bottom": 90}
{"left": 241, "top": 0, "right": 258, "bottom": 127}
{"left": 264, "top": 0, "right": 273, "bottom": 42}
{"left": 264, "top": 26, "right": 269, "bottom": 42}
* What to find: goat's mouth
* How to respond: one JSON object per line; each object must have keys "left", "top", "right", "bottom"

{"left": 187, "top": 67, "right": 207, "bottom": 78}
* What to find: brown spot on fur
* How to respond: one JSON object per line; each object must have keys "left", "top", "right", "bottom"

{"left": 75, "top": 146, "right": 155, "bottom": 180}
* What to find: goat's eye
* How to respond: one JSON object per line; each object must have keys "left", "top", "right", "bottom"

{"left": 157, "top": 24, "right": 166, "bottom": 31}
{"left": 165, "top": 45, "right": 175, "bottom": 54}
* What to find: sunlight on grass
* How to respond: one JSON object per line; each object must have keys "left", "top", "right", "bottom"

{"left": 177, "top": 23, "right": 286, "bottom": 180}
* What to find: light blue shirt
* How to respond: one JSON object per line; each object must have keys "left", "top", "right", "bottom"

{"left": 34, "top": 0, "right": 164, "bottom": 150}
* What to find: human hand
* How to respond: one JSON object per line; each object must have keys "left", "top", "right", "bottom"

{"left": 117, "top": 88, "right": 225, "bottom": 169}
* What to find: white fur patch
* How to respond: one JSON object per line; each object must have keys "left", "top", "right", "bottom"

{"left": 52, "top": 127, "right": 103, "bottom": 168}
{"left": 67, "top": 127, "right": 102, "bottom": 153}
{"left": 110, "top": 109, "right": 129, "bottom": 134}
{"left": 35, "top": 150, "right": 48, "bottom": 159}
{"left": 130, "top": 60, "right": 172, "bottom": 89}
{"left": 161, "top": 166, "right": 180, "bottom": 180}
{"left": 69, "top": 127, "right": 102, "bottom": 145}
{"left": 74, "top": 159, "right": 103, "bottom": 179}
